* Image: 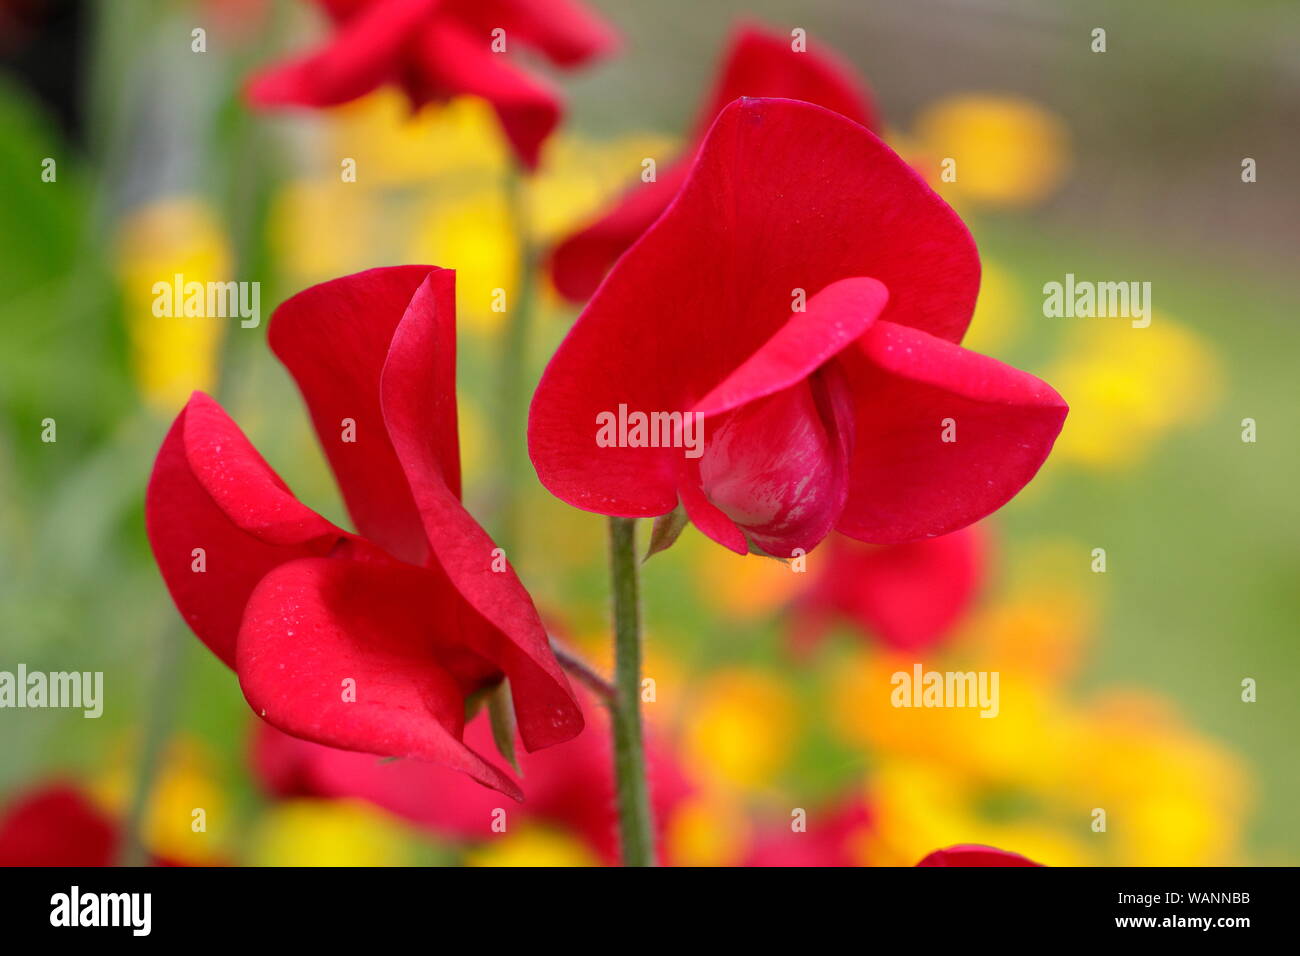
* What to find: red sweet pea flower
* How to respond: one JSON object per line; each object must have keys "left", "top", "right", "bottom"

{"left": 254, "top": 693, "right": 690, "bottom": 865}
{"left": 529, "top": 97, "right": 1067, "bottom": 558}
{"left": 245, "top": 0, "right": 619, "bottom": 169}
{"left": 916, "top": 845, "right": 1043, "bottom": 867}
{"left": 790, "top": 527, "right": 985, "bottom": 654}
{"left": 145, "top": 266, "right": 582, "bottom": 799}
{"left": 549, "top": 21, "right": 877, "bottom": 302}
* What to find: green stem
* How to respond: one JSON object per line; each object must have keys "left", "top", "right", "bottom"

{"left": 495, "top": 163, "right": 537, "bottom": 556}
{"left": 607, "top": 517, "right": 656, "bottom": 866}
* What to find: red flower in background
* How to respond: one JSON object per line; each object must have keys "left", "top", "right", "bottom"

{"left": 742, "top": 800, "right": 872, "bottom": 867}
{"left": 254, "top": 693, "right": 690, "bottom": 865}
{"left": 246, "top": 0, "right": 619, "bottom": 169}
{"left": 530, "top": 97, "right": 1067, "bottom": 559}
{"left": 790, "top": 527, "right": 985, "bottom": 655}
{"left": 916, "top": 845, "right": 1043, "bottom": 867}
{"left": 549, "top": 21, "right": 877, "bottom": 302}
{"left": 146, "top": 267, "right": 582, "bottom": 799}
{"left": 0, "top": 784, "right": 120, "bottom": 866}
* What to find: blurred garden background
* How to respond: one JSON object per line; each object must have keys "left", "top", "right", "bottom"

{"left": 0, "top": 0, "right": 1297, "bottom": 865}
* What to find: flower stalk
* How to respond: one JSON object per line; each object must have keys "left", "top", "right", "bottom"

{"left": 607, "top": 516, "right": 656, "bottom": 866}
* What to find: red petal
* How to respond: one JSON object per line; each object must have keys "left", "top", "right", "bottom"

{"left": 253, "top": 698, "right": 690, "bottom": 864}
{"left": 693, "top": 276, "right": 887, "bottom": 418}
{"left": 791, "top": 526, "right": 985, "bottom": 654}
{"left": 530, "top": 98, "right": 978, "bottom": 518}
{"left": 268, "top": 266, "right": 442, "bottom": 566}
{"left": 415, "top": 20, "right": 561, "bottom": 170}
{"left": 916, "top": 844, "right": 1044, "bottom": 867}
{"left": 236, "top": 557, "right": 523, "bottom": 799}
{"left": 246, "top": 0, "right": 438, "bottom": 108}
{"left": 145, "top": 392, "right": 347, "bottom": 668}
{"left": 835, "top": 320, "right": 1067, "bottom": 544}
{"left": 696, "top": 366, "right": 854, "bottom": 557}
{"left": 379, "top": 272, "right": 582, "bottom": 751}
{"left": 548, "top": 23, "right": 877, "bottom": 304}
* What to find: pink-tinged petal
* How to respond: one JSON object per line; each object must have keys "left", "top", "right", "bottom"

{"left": 790, "top": 527, "right": 985, "bottom": 654}
{"left": 246, "top": 0, "right": 439, "bottom": 108}
{"left": 548, "top": 23, "right": 877, "bottom": 304}
{"left": 268, "top": 266, "right": 440, "bottom": 566}
{"left": 697, "top": 366, "right": 854, "bottom": 557}
{"left": 379, "top": 272, "right": 582, "bottom": 751}
{"left": 145, "top": 392, "right": 348, "bottom": 668}
{"left": 693, "top": 276, "right": 888, "bottom": 418}
{"left": 0, "top": 784, "right": 118, "bottom": 867}
{"left": 236, "top": 557, "right": 523, "bottom": 799}
{"left": 530, "top": 98, "right": 978, "bottom": 518}
{"left": 415, "top": 20, "right": 562, "bottom": 170}
{"left": 447, "top": 0, "right": 620, "bottom": 67}
{"left": 916, "top": 844, "right": 1043, "bottom": 867}
{"left": 835, "top": 320, "right": 1067, "bottom": 544}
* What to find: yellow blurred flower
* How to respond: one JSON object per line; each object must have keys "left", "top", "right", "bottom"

{"left": 913, "top": 93, "right": 1070, "bottom": 208}
{"left": 684, "top": 529, "right": 806, "bottom": 621}
{"left": 269, "top": 177, "right": 385, "bottom": 284}
{"left": 114, "top": 197, "right": 231, "bottom": 413}
{"left": 464, "top": 826, "right": 600, "bottom": 867}
{"left": 683, "top": 669, "right": 797, "bottom": 790}
{"left": 409, "top": 188, "right": 518, "bottom": 335}
{"left": 249, "top": 799, "right": 416, "bottom": 866}
{"left": 834, "top": 588, "right": 1250, "bottom": 866}
{"left": 92, "top": 734, "right": 228, "bottom": 865}
{"left": 329, "top": 93, "right": 510, "bottom": 186}
{"left": 961, "top": 259, "right": 1025, "bottom": 355}
{"left": 860, "top": 759, "right": 1092, "bottom": 867}
{"left": 1048, "top": 315, "right": 1222, "bottom": 469}
{"left": 1060, "top": 691, "right": 1249, "bottom": 865}
{"left": 833, "top": 650, "right": 1072, "bottom": 792}
{"left": 664, "top": 787, "right": 752, "bottom": 867}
